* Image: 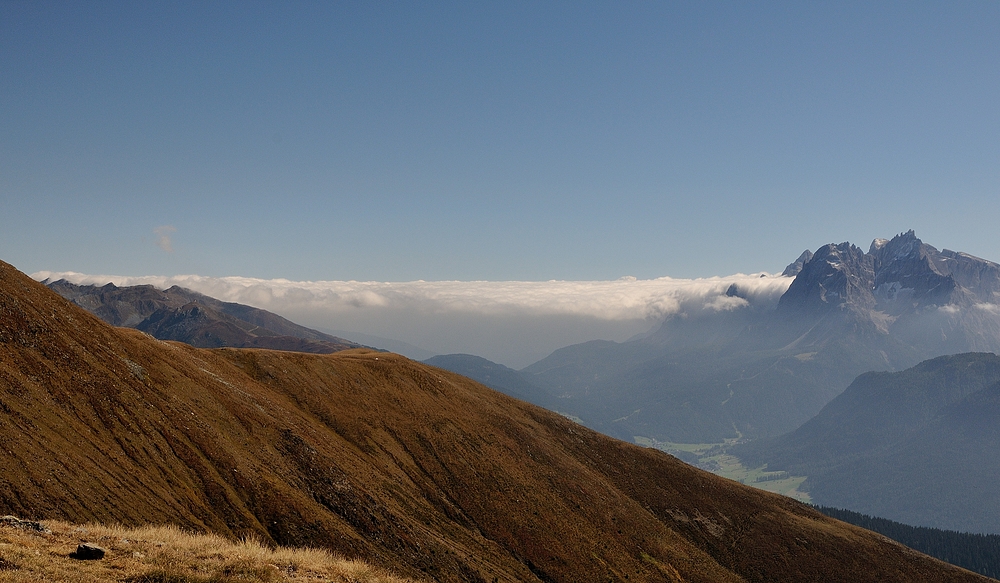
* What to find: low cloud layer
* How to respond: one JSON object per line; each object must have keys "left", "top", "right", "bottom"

{"left": 32, "top": 271, "right": 793, "bottom": 367}
{"left": 33, "top": 272, "right": 792, "bottom": 321}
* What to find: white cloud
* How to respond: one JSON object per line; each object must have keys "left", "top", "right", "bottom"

{"left": 32, "top": 270, "right": 793, "bottom": 367}
{"left": 975, "top": 303, "right": 1000, "bottom": 315}
{"left": 154, "top": 225, "right": 176, "bottom": 252}
{"left": 32, "top": 271, "right": 792, "bottom": 322}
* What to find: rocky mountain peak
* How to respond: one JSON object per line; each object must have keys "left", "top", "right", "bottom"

{"left": 778, "top": 242, "right": 875, "bottom": 312}
{"left": 774, "top": 231, "right": 1000, "bottom": 358}
{"left": 869, "top": 238, "right": 890, "bottom": 253}
{"left": 870, "top": 230, "right": 927, "bottom": 268}
{"left": 782, "top": 250, "right": 814, "bottom": 277}
{"left": 869, "top": 231, "right": 959, "bottom": 309}
{"left": 778, "top": 231, "right": 1000, "bottom": 314}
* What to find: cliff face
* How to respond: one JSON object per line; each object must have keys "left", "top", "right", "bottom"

{"left": 779, "top": 241, "right": 877, "bottom": 313}
{"left": 780, "top": 230, "right": 1000, "bottom": 318}
{"left": 1, "top": 259, "right": 991, "bottom": 582}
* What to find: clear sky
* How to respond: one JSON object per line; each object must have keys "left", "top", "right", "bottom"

{"left": 3, "top": 1, "right": 999, "bottom": 283}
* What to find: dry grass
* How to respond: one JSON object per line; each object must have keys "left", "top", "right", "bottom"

{"left": 0, "top": 519, "right": 414, "bottom": 583}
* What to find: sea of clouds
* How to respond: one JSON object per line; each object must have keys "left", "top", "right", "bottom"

{"left": 32, "top": 271, "right": 793, "bottom": 368}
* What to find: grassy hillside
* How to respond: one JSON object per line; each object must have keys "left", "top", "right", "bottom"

{"left": 0, "top": 259, "right": 993, "bottom": 582}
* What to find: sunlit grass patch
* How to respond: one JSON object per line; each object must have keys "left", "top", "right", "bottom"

{"left": 636, "top": 435, "right": 811, "bottom": 503}
{"left": 0, "top": 519, "right": 414, "bottom": 583}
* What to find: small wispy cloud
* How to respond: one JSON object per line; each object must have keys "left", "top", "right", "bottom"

{"left": 154, "top": 225, "right": 176, "bottom": 252}
{"left": 975, "top": 303, "right": 1000, "bottom": 316}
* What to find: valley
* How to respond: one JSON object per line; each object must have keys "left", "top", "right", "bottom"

{"left": 633, "top": 437, "right": 810, "bottom": 502}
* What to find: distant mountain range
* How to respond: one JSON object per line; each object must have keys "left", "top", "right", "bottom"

{"left": 44, "top": 280, "right": 365, "bottom": 354}
{"left": 737, "top": 352, "right": 1000, "bottom": 534}
{"left": 50, "top": 231, "right": 1000, "bottom": 451}
{"left": 4, "top": 259, "right": 987, "bottom": 582}
{"left": 417, "top": 236, "right": 1000, "bottom": 538}
{"left": 424, "top": 353, "right": 558, "bottom": 407}
{"left": 506, "top": 231, "right": 1000, "bottom": 443}
{"left": 328, "top": 328, "right": 438, "bottom": 361}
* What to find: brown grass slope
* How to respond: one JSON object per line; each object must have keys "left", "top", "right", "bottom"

{"left": 0, "top": 260, "right": 990, "bottom": 583}
{"left": 0, "top": 519, "right": 411, "bottom": 583}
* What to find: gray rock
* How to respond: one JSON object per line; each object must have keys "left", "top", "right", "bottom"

{"left": 0, "top": 515, "right": 50, "bottom": 533}
{"left": 71, "top": 543, "right": 105, "bottom": 560}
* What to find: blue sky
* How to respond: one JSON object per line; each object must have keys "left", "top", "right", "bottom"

{"left": 3, "top": 1, "right": 999, "bottom": 282}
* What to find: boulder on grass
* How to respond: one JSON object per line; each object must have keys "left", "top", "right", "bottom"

{"left": 71, "top": 544, "right": 105, "bottom": 560}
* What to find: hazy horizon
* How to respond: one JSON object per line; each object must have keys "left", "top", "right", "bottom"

{"left": 32, "top": 268, "right": 793, "bottom": 367}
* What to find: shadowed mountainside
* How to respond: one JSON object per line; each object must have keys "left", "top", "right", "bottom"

{"left": 0, "top": 260, "right": 992, "bottom": 582}
{"left": 423, "top": 353, "right": 558, "bottom": 409}
{"left": 736, "top": 353, "right": 1000, "bottom": 533}
{"left": 44, "top": 280, "right": 363, "bottom": 354}
{"left": 814, "top": 506, "right": 1000, "bottom": 579}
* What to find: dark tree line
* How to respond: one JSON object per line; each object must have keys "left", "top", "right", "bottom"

{"left": 815, "top": 506, "right": 1000, "bottom": 579}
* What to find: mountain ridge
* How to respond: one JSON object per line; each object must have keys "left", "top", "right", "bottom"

{"left": 423, "top": 353, "right": 557, "bottom": 407}
{"left": 44, "top": 279, "right": 365, "bottom": 354}
{"left": 520, "top": 231, "right": 1000, "bottom": 443}
{"left": 1, "top": 258, "right": 992, "bottom": 582}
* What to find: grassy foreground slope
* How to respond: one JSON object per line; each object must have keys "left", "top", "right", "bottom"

{"left": 0, "top": 518, "right": 408, "bottom": 583}
{"left": 0, "top": 259, "right": 993, "bottom": 583}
